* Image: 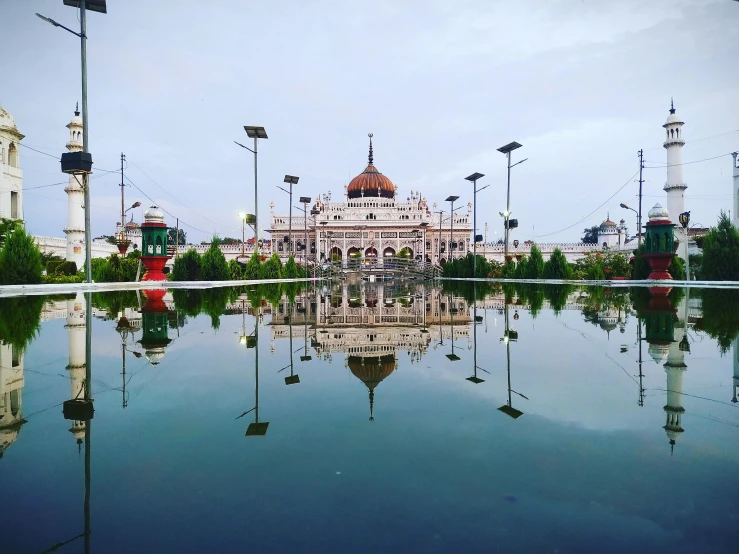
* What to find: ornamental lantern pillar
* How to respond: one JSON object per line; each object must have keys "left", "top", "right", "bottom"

{"left": 138, "top": 289, "right": 171, "bottom": 365}
{"left": 139, "top": 205, "right": 170, "bottom": 281}
{"left": 643, "top": 203, "right": 676, "bottom": 286}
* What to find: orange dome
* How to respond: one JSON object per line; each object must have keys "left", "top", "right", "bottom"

{"left": 346, "top": 134, "right": 396, "bottom": 199}
{"left": 348, "top": 354, "right": 396, "bottom": 390}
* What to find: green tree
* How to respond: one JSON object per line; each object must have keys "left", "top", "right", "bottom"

{"left": 588, "top": 263, "right": 606, "bottom": 280}
{"left": 260, "top": 253, "right": 283, "bottom": 280}
{"left": 284, "top": 255, "right": 299, "bottom": 279}
{"left": 514, "top": 256, "right": 528, "bottom": 279}
{"left": 0, "top": 295, "right": 44, "bottom": 352}
{"left": 696, "top": 289, "right": 739, "bottom": 353}
{"left": 581, "top": 225, "right": 599, "bottom": 244}
{"left": 243, "top": 251, "right": 261, "bottom": 280}
{"left": 172, "top": 249, "right": 202, "bottom": 281}
{"left": 0, "top": 226, "right": 43, "bottom": 285}
{"left": 525, "top": 244, "right": 544, "bottom": 279}
{"left": 0, "top": 217, "right": 22, "bottom": 248}
{"left": 701, "top": 211, "right": 739, "bottom": 280}
{"left": 228, "top": 259, "right": 243, "bottom": 280}
{"left": 543, "top": 248, "right": 573, "bottom": 280}
{"left": 201, "top": 238, "right": 230, "bottom": 281}
{"left": 167, "top": 227, "right": 187, "bottom": 246}
{"left": 396, "top": 247, "right": 411, "bottom": 259}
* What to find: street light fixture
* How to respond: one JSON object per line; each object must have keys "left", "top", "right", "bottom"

{"left": 445, "top": 196, "right": 459, "bottom": 262}
{"left": 679, "top": 211, "right": 690, "bottom": 281}
{"left": 620, "top": 202, "right": 640, "bottom": 244}
{"left": 38, "top": 0, "right": 107, "bottom": 283}
{"left": 277, "top": 175, "right": 299, "bottom": 256}
{"left": 300, "top": 196, "right": 312, "bottom": 270}
{"left": 497, "top": 141, "right": 523, "bottom": 261}
{"left": 235, "top": 125, "right": 268, "bottom": 256}
{"left": 465, "top": 172, "right": 487, "bottom": 277}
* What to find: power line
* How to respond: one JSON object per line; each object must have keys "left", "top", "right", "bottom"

{"left": 520, "top": 170, "right": 640, "bottom": 238}
{"left": 644, "top": 152, "right": 734, "bottom": 168}
{"left": 642, "top": 129, "right": 739, "bottom": 151}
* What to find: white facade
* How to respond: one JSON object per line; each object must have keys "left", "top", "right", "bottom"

{"left": 663, "top": 100, "right": 688, "bottom": 262}
{"left": 663, "top": 296, "right": 688, "bottom": 453}
{"left": 0, "top": 106, "right": 24, "bottom": 221}
{"left": 0, "top": 340, "right": 24, "bottom": 459}
{"left": 269, "top": 136, "right": 473, "bottom": 266}
{"left": 64, "top": 105, "right": 86, "bottom": 267}
{"left": 732, "top": 152, "right": 739, "bottom": 229}
{"left": 597, "top": 216, "right": 627, "bottom": 249}
{"left": 66, "top": 293, "right": 87, "bottom": 446}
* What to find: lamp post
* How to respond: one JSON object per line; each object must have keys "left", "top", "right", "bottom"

{"left": 445, "top": 196, "right": 459, "bottom": 262}
{"left": 620, "top": 202, "right": 640, "bottom": 244}
{"left": 238, "top": 212, "right": 247, "bottom": 258}
{"left": 465, "top": 172, "right": 486, "bottom": 277}
{"left": 278, "top": 175, "right": 299, "bottom": 257}
{"left": 38, "top": 1, "right": 107, "bottom": 283}
{"left": 498, "top": 303, "right": 526, "bottom": 419}
{"left": 679, "top": 211, "right": 690, "bottom": 281}
{"left": 497, "top": 141, "right": 524, "bottom": 261}
{"left": 300, "top": 197, "right": 311, "bottom": 270}
{"left": 235, "top": 125, "right": 268, "bottom": 256}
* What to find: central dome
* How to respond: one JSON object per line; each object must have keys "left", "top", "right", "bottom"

{"left": 346, "top": 134, "right": 396, "bottom": 199}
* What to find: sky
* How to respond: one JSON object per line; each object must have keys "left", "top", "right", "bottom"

{"left": 1, "top": 0, "right": 738, "bottom": 244}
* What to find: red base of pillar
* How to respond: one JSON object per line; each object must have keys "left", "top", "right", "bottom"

{"left": 140, "top": 256, "right": 170, "bottom": 281}
{"left": 644, "top": 253, "right": 675, "bottom": 281}
{"left": 142, "top": 288, "right": 167, "bottom": 303}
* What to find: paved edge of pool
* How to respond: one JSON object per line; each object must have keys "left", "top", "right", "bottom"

{"left": 0, "top": 278, "right": 322, "bottom": 298}
{"left": 440, "top": 277, "right": 739, "bottom": 288}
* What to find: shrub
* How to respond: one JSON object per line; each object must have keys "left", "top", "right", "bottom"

{"left": 0, "top": 295, "right": 44, "bottom": 352}
{"left": 543, "top": 248, "right": 573, "bottom": 280}
{"left": 201, "top": 238, "right": 230, "bottom": 281}
{"left": 260, "top": 253, "right": 283, "bottom": 280}
{"left": 228, "top": 259, "right": 243, "bottom": 280}
{"left": 243, "top": 251, "right": 261, "bottom": 280}
{"left": 0, "top": 226, "right": 43, "bottom": 285}
{"left": 57, "top": 261, "right": 78, "bottom": 276}
{"left": 514, "top": 256, "right": 528, "bottom": 279}
{"left": 172, "top": 249, "right": 202, "bottom": 281}
{"left": 525, "top": 245, "right": 545, "bottom": 280}
{"left": 284, "top": 255, "right": 299, "bottom": 279}
{"left": 701, "top": 211, "right": 739, "bottom": 280}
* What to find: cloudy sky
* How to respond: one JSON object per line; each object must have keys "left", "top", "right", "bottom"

{"left": 2, "top": 0, "right": 738, "bottom": 243}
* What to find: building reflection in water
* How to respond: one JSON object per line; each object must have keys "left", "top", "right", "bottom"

{"left": 0, "top": 331, "right": 25, "bottom": 459}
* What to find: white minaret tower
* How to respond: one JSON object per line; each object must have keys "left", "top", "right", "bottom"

{"left": 663, "top": 99, "right": 688, "bottom": 263}
{"left": 64, "top": 104, "right": 85, "bottom": 268}
{"left": 732, "top": 335, "right": 739, "bottom": 404}
{"left": 66, "top": 293, "right": 87, "bottom": 448}
{"left": 732, "top": 152, "right": 739, "bottom": 229}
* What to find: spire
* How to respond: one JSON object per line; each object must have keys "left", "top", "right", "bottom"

{"left": 669, "top": 97, "right": 675, "bottom": 115}
{"left": 75, "top": 102, "right": 80, "bottom": 117}
{"left": 369, "top": 390, "right": 374, "bottom": 422}
{"left": 368, "top": 133, "right": 374, "bottom": 165}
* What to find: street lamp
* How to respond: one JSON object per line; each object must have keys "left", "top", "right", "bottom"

{"left": 497, "top": 141, "right": 525, "bottom": 261}
{"left": 300, "top": 196, "right": 312, "bottom": 270}
{"left": 278, "top": 175, "right": 299, "bottom": 257}
{"left": 38, "top": 0, "right": 107, "bottom": 283}
{"left": 620, "top": 202, "right": 640, "bottom": 244}
{"left": 445, "top": 196, "right": 459, "bottom": 262}
{"left": 235, "top": 125, "right": 268, "bottom": 256}
{"left": 465, "top": 172, "right": 487, "bottom": 277}
{"left": 679, "top": 211, "right": 690, "bottom": 281}
{"left": 238, "top": 212, "right": 247, "bottom": 258}
{"left": 498, "top": 304, "right": 526, "bottom": 419}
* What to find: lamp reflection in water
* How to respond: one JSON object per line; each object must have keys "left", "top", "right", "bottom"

{"left": 498, "top": 303, "right": 527, "bottom": 419}
{"left": 279, "top": 303, "right": 300, "bottom": 385}
{"left": 445, "top": 294, "right": 461, "bottom": 362}
{"left": 237, "top": 297, "right": 269, "bottom": 436}
{"left": 467, "top": 285, "right": 488, "bottom": 384}
{"left": 115, "top": 313, "right": 142, "bottom": 409}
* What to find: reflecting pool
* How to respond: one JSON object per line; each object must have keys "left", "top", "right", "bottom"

{"left": 1, "top": 282, "right": 738, "bottom": 553}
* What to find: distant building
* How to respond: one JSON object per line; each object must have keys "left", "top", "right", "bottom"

{"left": 0, "top": 106, "right": 24, "bottom": 221}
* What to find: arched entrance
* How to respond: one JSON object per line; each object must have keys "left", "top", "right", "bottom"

{"left": 330, "top": 246, "right": 343, "bottom": 259}
{"left": 347, "top": 247, "right": 360, "bottom": 257}
{"left": 383, "top": 247, "right": 395, "bottom": 257}
{"left": 365, "top": 247, "right": 377, "bottom": 258}
{"left": 439, "top": 258, "right": 447, "bottom": 266}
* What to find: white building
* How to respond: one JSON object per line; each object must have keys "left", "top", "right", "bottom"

{"left": 0, "top": 106, "right": 23, "bottom": 221}
{"left": 64, "top": 105, "right": 86, "bottom": 267}
{"left": 0, "top": 339, "right": 25, "bottom": 459}
{"left": 663, "top": 100, "right": 688, "bottom": 263}
{"left": 269, "top": 134, "right": 473, "bottom": 265}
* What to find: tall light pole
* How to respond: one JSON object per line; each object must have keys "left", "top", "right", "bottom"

{"left": 38, "top": 1, "right": 107, "bottom": 283}
{"left": 497, "top": 141, "right": 524, "bottom": 262}
{"left": 679, "top": 211, "right": 690, "bottom": 281}
{"left": 300, "top": 196, "right": 311, "bottom": 269}
{"left": 238, "top": 212, "right": 247, "bottom": 258}
{"left": 235, "top": 125, "right": 268, "bottom": 255}
{"left": 446, "top": 196, "right": 459, "bottom": 262}
{"left": 278, "top": 175, "right": 299, "bottom": 257}
{"left": 620, "top": 202, "right": 639, "bottom": 245}
{"left": 465, "top": 173, "right": 486, "bottom": 277}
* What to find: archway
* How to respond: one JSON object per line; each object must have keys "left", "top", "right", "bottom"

{"left": 8, "top": 143, "right": 18, "bottom": 168}
{"left": 347, "top": 246, "right": 360, "bottom": 257}
{"left": 330, "top": 246, "right": 343, "bottom": 260}
{"left": 383, "top": 247, "right": 396, "bottom": 257}
{"left": 439, "top": 258, "right": 447, "bottom": 265}
{"left": 365, "top": 247, "right": 377, "bottom": 258}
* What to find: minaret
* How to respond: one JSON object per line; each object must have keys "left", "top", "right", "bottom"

{"left": 732, "top": 336, "right": 739, "bottom": 404}
{"left": 66, "top": 293, "right": 87, "bottom": 448}
{"left": 663, "top": 295, "right": 687, "bottom": 454}
{"left": 732, "top": 152, "right": 739, "bottom": 229}
{"left": 663, "top": 99, "right": 688, "bottom": 263}
{"left": 64, "top": 104, "right": 85, "bottom": 268}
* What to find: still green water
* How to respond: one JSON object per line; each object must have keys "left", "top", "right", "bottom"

{"left": 0, "top": 282, "right": 737, "bottom": 553}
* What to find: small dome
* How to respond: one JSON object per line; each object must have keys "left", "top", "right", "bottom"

{"left": 664, "top": 100, "right": 684, "bottom": 126}
{"left": 0, "top": 106, "right": 17, "bottom": 130}
{"left": 346, "top": 134, "right": 396, "bottom": 199}
{"left": 648, "top": 203, "right": 669, "bottom": 221}
{"left": 648, "top": 343, "right": 669, "bottom": 364}
{"left": 144, "top": 205, "right": 165, "bottom": 223}
{"left": 600, "top": 219, "right": 616, "bottom": 228}
{"left": 665, "top": 428, "right": 683, "bottom": 442}
{"left": 125, "top": 220, "right": 140, "bottom": 230}
{"left": 145, "top": 347, "right": 166, "bottom": 365}
{"left": 348, "top": 354, "right": 396, "bottom": 390}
